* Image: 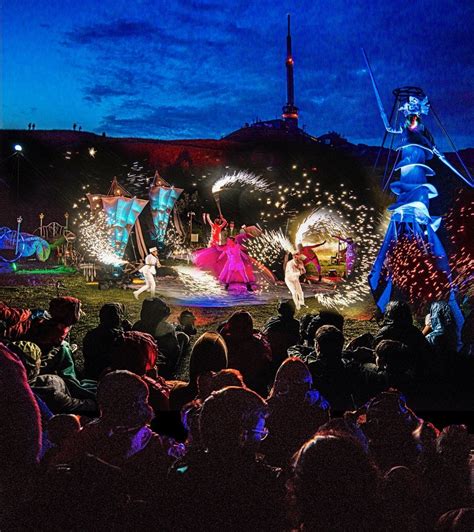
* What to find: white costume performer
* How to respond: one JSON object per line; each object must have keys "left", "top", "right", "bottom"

{"left": 285, "top": 256, "right": 306, "bottom": 311}
{"left": 134, "top": 247, "right": 161, "bottom": 299}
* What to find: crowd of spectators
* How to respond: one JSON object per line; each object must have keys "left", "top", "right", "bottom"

{"left": 0, "top": 294, "right": 473, "bottom": 531}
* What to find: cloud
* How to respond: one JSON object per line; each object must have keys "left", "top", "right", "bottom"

{"left": 65, "top": 19, "right": 157, "bottom": 45}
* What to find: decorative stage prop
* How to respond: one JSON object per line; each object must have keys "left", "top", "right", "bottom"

{"left": 86, "top": 178, "right": 148, "bottom": 262}
{"left": 0, "top": 226, "right": 50, "bottom": 262}
{"left": 362, "top": 49, "right": 473, "bottom": 342}
{"left": 148, "top": 171, "right": 183, "bottom": 246}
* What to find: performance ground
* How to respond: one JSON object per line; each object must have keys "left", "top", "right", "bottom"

{"left": 129, "top": 263, "right": 342, "bottom": 308}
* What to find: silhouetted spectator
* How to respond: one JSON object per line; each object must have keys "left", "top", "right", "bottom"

{"left": 262, "top": 357, "right": 329, "bottom": 468}
{"left": 175, "top": 309, "right": 197, "bottom": 337}
{"left": 0, "top": 342, "right": 41, "bottom": 504}
{"left": 169, "top": 387, "right": 284, "bottom": 531}
{"left": 220, "top": 310, "right": 272, "bottom": 396}
{"left": 11, "top": 340, "right": 96, "bottom": 414}
{"left": 83, "top": 303, "right": 131, "bottom": 379}
{"left": 133, "top": 297, "right": 190, "bottom": 378}
{"left": 169, "top": 332, "right": 228, "bottom": 411}
{"left": 374, "top": 300, "right": 431, "bottom": 380}
{"left": 109, "top": 330, "right": 170, "bottom": 413}
{"left": 73, "top": 123, "right": 77, "bottom": 131}
{"left": 425, "top": 301, "right": 459, "bottom": 379}
{"left": 355, "top": 339, "right": 415, "bottom": 403}
{"left": 26, "top": 297, "right": 96, "bottom": 399}
{"left": 290, "top": 433, "right": 382, "bottom": 530}
{"left": 359, "top": 389, "right": 420, "bottom": 472}
{"left": 309, "top": 325, "right": 355, "bottom": 411}
{"left": 263, "top": 300, "right": 300, "bottom": 374}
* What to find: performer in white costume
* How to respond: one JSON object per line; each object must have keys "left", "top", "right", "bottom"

{"left": 134, "top": 247, "right": 161, "bottom": 299}
{"left": 285, "top": 253, "right": 306, "bottom": 311}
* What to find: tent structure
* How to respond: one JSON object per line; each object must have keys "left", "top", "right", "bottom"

{"left": 148, "top": 171, "right": 183, "bottom": 245}
{"left": 86, "top": 177, "right": 148, "bottom": 260}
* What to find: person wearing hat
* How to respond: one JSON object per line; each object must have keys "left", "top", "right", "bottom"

{"left": 134, "top": 247, "right": 161, "bottom": 299}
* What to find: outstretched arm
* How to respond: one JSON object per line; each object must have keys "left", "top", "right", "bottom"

{"left": 205, "top": 213, "right": 213, "bottom": 226}
{"left": 432, "top": 147, "right": 474, "bottom": 187}
{"left": 219, "top": 217, "right": 228, "bottom": 228}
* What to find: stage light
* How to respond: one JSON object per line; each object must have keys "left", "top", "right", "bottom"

{"left": 14, "top": 144, "right": 22, "bottom": 152}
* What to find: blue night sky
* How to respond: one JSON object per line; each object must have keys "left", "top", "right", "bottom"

{"left": 2, "top": 0, "right": 474, "bottom": 147}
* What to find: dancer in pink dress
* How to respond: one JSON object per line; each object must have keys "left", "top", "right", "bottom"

{"left": 218, "top": 237, "right": 254, "bottom": 291}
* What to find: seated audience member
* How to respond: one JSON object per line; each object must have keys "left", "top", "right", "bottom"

{"left": 169, "top": 387, "right": 284, "bottom": 531}
{"left": 0, "top": 300, "right": 34, "bottom": 339}
{"left": 263, "top": 300, "right": 300, "bottom": 374}
{"left": 181, "top": 369, "right": 246, "bottom": 451}
{"left": 289, "top": 433, "right": 383, "bottom": 531}
{"left": 26, "top": 296, "right": 96, "bottom": 399}
{"left": 11, "top": 340, "right": 96, "bottom": 414}
{"left": 288, "top": 309, "right": 344, "bottom": 364}
{"left": 109, "top": 330, "right": 170, "bottom": 413}
{"left": 262, "top": 357, "right": 329, "bottom": 468}
{"left": 355, "top": 339, "right": 415, "bottom": 403}
{"left": 374, "top": 300, "right": 431, "bottom": 380}
{"left": 174, "top": 309, "right": 197, "bottom": 337}
{"left": 169, "top": 332, "right": 228, "bottom": 411}
{"left": 219, "top": 311, "right": 272, "bottom": 396}
{"left": 424, "top": 301, "right": 460, "bottom": 379}
{"left": 381, "top": 466, "right": 422, "bottom": 531}
{"left": 358, "top": 389, "right": 421, "bottom": 472}
{"left": 0, "top": 342, "right": 42, "bottom": 511}
{"left": 434, "top": 425, "right": 472, "bottom": 516}
{"left": 309, "top": 325, "right": 355, "bottom": 411}
{"left": 82, "top": 303, "right": 131, "bottom": 379}
{"left": 50, "top": 370, "right": 178, "bottom": 500}
{"left": 42, "top": 414, "right": 81, "bottom": 466}
{"left": 133, "top": 297, "right": 189, "bottom": 378}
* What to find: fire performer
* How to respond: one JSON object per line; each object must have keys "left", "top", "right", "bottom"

{"left": 203, "top": 213, "right": 227, "bottom": 247}
{"left": 134, "top": 247, "right": 160, "bottom": 299}
{"left": 297, "top": 240, "right": 326, "bottom": 282}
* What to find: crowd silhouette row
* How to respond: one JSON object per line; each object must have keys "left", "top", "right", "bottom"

{"left": 0, "top": 294, "right": 473, "bottom": 530}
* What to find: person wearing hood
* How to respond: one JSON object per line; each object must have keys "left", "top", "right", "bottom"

{"left": 374, "top": 300, "right": 431, "bottom": 381}
{"left": 83, "top": 303, "right": 131, "bottom": 380}
{"left": 133, "top": 297, "right": 190, "bottom": 379}
{"left": 10, "top": 340, "right": 97, "bottom": 415}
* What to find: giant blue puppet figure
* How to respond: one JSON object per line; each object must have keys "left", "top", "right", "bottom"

{"left": 362, "top": 50, "right": 473, "bottom": 345}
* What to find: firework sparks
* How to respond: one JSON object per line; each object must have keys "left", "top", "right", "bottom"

{"left": 78, "top": 211, "right": 126, "bottom": 265}
{"left": 295, "top": 208, "right": 345, "bottom": 245}
{"left": 174, "top": 265, "right": 226, "bottom": 297}
{"left": 211, "top": 171, "right": 272, "bottom": 194}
